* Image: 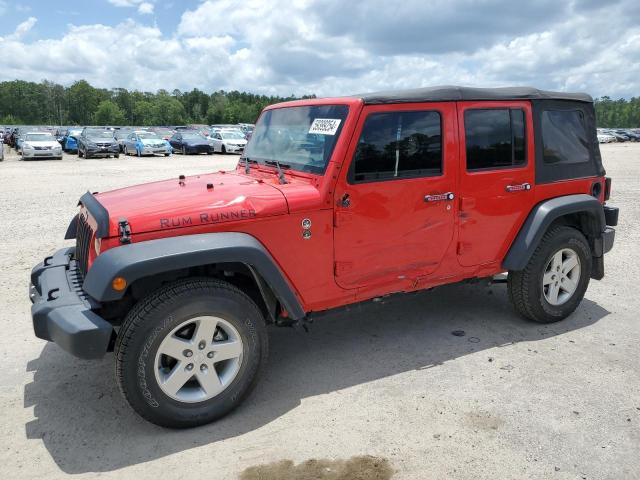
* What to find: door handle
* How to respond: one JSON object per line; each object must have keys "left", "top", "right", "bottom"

{"left": 505, "top": 183, "right": 531, "bottom": 192}
{"left": 424, "top": 192, "right": 455, "bottom": 203}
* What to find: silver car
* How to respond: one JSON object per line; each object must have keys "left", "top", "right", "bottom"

{"left": 21, "top": 132, "right": 63, "bottom": 160}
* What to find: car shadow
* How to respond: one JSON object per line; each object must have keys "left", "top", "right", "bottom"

{"left": 24, "top": 282, "right": 610, "bottom": 474}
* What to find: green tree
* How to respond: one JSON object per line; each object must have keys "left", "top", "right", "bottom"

{"left": 94, "top": 100, "right": 126, "bottom": 125}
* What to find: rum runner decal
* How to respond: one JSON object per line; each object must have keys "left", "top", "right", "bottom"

{"left": 159, "top": 209, "right": 257, "bottom": 228}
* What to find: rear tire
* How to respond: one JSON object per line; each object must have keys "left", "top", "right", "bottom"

{"left": 221, "top": 145, "right": 226, "bottom": 154}
{"left": 115, "top": 278, "right": 268, "bottom": 428}
{"left": 508, "top": 226, "right": 591, "bottom": 323}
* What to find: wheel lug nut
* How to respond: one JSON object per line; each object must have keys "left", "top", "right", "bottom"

{"left": 198, "top": 341, "right": 206, "bottom": 350}
{"left": 184, "top": 349, "right": 193, "bottom": 357}
{"left": 186, "top": 363, "right": 194, "bottom": 371}
{"left": 200, "top": 364, "right": 207, "bottom": 372}
{"left": 207, "top": 351, "right": 214, "bottom": 358}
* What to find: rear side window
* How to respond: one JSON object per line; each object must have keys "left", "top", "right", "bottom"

{"left": 351, "top": 110, "right": 442, "bottom": 183}
{"left": 541, "top": 110, "right": 590, "bottom": 165}
{"left": 465, "top": 108, "right": 526, "bottom": 170}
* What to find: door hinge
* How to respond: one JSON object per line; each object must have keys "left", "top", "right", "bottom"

{"left": 333, "top": 210, "right": 352, "bottom": 227}
{"left": 334, "top": 261, "right": 353, "bottom": 276}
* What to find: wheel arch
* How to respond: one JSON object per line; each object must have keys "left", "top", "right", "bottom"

{"left": 503, "top": 194, "right": 605, "bottom": 272}
{"left": 83, "top": 232, "right": 306, "bottom": 321}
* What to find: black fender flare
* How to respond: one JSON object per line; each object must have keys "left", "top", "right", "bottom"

{"left": 502, "top": 194, "right": 605, "bottom": 271}
{"left": 82, "top": 232, "right": 306, "bottom": 320}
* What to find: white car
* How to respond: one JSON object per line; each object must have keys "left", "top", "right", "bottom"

{"left": 21, "top": 132, "right": 63, "bottom": 160}
{"left": 211, "top": 130, "right": 247, "bottom": 154}
{"left": 597, "top": 130, "right": 617, "bottom": 143}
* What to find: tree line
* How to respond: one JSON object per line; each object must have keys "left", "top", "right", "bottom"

{"left": 0, "top": 79, "right": 637, "bottom": 127}
{"left": 0, "top": 79, "right": 315, "bottom": 126}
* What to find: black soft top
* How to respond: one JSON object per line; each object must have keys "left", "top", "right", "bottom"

{"left": 353, "top": 86, "right": 593, "bottom": 105}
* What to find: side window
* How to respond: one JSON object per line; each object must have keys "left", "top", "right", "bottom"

{"left": 541, "top": 110, "right": 590, "bottom": 165}
{"left": 351, "top": 110, "right": 442, "bottom": 183}
{"left": 464, "top": 108, "right": 526, "bottom": 170}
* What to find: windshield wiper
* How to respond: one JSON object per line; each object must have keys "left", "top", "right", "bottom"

{"left": 264, "top": 160, "right": 289, "bottom": 184}
{"left": 240, "top": 155, "right": 251, "bottom": 174}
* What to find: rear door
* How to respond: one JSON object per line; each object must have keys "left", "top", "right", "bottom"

{"left": 333, "top": 103, "right": 458, "bottom": 289}
{"left": 456, "top": 101, "right": 535, "bottom": 267}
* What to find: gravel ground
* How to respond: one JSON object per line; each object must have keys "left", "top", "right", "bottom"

{"left": 0, "top": 144, "right": 638, "bottom": 480}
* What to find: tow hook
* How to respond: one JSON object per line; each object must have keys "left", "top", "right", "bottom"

{"left": 118, "top": 218, "right": 132, "bottom": 244}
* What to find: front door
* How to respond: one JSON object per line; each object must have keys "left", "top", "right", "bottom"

{"left": 333, "top": 103, "right": 457, "bottom": 290}
{"left": 456, "top": 101, "right": 535, "bottom": 267}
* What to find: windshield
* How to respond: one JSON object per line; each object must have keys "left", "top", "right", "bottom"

{"left": 87, "top": 130, "right": 115, "bottom": 139}
{"left": 69, "top": 129, "right": 82, "bottom": 136}
{"left": 182, "top": 133, "right": 205, "bottom": 140}
{"left": 221, "top": 131, "right": 245, "bottom": 140}
{"left": 25, "top": 133, "right": 54, "bottom": 142}
{"left": 138, "top": 132, "right": 162, "bottom": 140}
{"left": 244, "top": 105, "right": 349, "bottom": 174}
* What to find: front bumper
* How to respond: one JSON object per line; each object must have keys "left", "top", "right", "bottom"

{"left": 142, "top": 146, "right": 171, "bottom": 155}
{"left": 30, "top": 247, "right": 112, "bottom": 359}
{"left": 187, "top": 144, "right": 214, "bottom": 154}
{"left": 23, "top": 149, "right": 63, "bottom": 158}
{"left": 86, "top": 145, "right": 119, "bottom": 156}
{"left": 224, "top": 144, "right": 245, "bottom": 153}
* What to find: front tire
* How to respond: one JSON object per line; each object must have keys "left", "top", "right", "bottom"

{"left": 78, "top": 147, "right": 84, "bottom": 158}
{"left": 115, "top": 278, "right": 268, "bottom": 428}
{"left": 508, "top": 226, "right": 591, "bottom": 323}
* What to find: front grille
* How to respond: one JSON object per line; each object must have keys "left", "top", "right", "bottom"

{"left": 196, "top": 145, "right": 210, "bottom": 153}
{"left": 96, "top": 142, "right": 112, "bottom": 147}
{"left": 75, "top": 214, "right": 93, "bottom": 278}
{"left": 34, "top": 146, "right": 52, "bottom": 150}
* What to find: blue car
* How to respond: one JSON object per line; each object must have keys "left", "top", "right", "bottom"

{"left": 123, "top": 131, "right": 172, "bottom": 157}
{"left": 62, "top": 128, "right": 83, "bottom": 153}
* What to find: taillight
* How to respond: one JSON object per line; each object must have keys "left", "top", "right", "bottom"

{"left": 604, "top": 177, "right": 612, "bottom": 201}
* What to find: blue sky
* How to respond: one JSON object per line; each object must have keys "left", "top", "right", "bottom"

{"left": 0, "top": 1, "right": 638, "bottom": 98}
{"left": 0, "top": 0, "right": 199, "bottom": 38}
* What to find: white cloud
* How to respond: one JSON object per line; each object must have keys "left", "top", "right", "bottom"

{"left": 1, "top": 16, "right": 37, "bottom": 41}
{"left": 108, "top": 0, "right": 154, "bottom": 15}
{"left": 0, "top": 1, "right": 638, "bottom": 98}
{"left": 137, "top": 2, "right": 154, "bottom": 14}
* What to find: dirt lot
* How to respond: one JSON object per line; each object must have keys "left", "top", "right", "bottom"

{"left": 0, "top": 144, "right": 638, "bottom": 479}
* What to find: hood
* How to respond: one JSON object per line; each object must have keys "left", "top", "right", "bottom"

{"left": 140, "top": 138, "right": 167, "bottom": 145}
{"left": 24, "top": 141, "right": 60, "bottom": 147}
{"left": 184, "top": 138, "right": 211, "bottom": 146}
{"left": 94, "top": 171, "right": 288, "bottom": 237}
{"left": 87, "top": 136, "right": 117, "bottom": 143}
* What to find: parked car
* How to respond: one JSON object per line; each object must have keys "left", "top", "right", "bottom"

{"left": 21, "top": 131, "right": 63, "bottom": 160}
{"left": 149, "top": 127, "right": 175, "bottom": 140}
{"left": 114, "top": 128, "right": 135, "bottom": 152}
{"left": 123, "top": 131, "right": 172, "bottom": 157}
{"left": 29, "top": 86, "right": 618, "bottom": 428}
{"left": 168, "top": 130, "right": 215, "bottom": 154}
{"left": 615, "top": 129, "right": 640, "bottom": 141}
{"left": 210, "top": 129, "right": 247, "bottom": 154}
{"left": 604, "top": 129, "right": 629, "bottom": 142}
{"left": 597, "top": 130, "right": 616, "bottom": 143}
{"left": 60, "top": 128, "right": 83, "bottom": 153}
{"left": 77, "top": 128, "right": 120, "bottom": 159}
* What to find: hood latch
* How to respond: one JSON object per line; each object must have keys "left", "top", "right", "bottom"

{"left": 118, "top": 218, "right": 132, "bottom": 244}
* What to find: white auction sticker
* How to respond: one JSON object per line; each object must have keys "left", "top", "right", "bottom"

{"left": 309, "top": 118, "right": 341, "bottom": 135}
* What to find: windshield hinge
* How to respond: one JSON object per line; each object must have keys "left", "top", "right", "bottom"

{"left": 118, "top": 218, "right": 132, "bottom": 244}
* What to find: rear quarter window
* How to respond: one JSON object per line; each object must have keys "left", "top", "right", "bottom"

{"left": 541, "top": 110, "right": 590, "bottom": 165}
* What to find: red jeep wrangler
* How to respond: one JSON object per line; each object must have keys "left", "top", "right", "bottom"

{"left": 30, "top": 86, "right": 618, "bottom": 428}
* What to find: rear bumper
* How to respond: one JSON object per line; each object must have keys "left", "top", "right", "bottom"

{"left": 30, "top": 247, "right": 112, "bottom": 359}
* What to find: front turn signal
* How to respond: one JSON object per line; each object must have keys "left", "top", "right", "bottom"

{"left": 112, "top": 277, "right": 127, "bottom": 291}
